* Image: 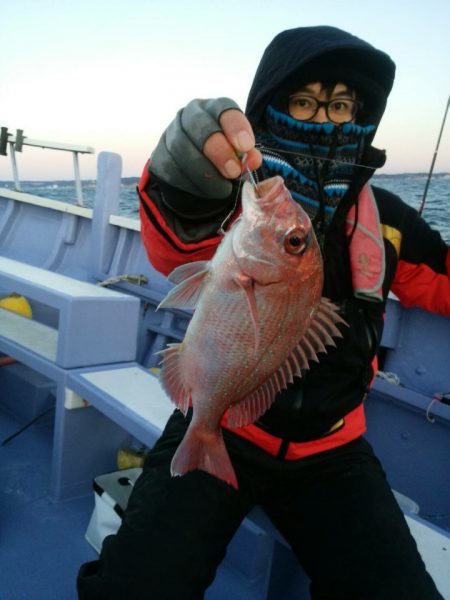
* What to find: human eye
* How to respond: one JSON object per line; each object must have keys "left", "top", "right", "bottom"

{"left": 291, "top": 96, "right": 314, "bottom": 109}
{"left": 330, "top": 99, "right": 353, "bottom": 114}
{"left": 288, "top": 95, "right": 318, "bottom": 121}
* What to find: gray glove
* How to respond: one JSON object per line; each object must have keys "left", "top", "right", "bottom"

{"left": 150, "top": 98, "right": 241, "bottom": 199}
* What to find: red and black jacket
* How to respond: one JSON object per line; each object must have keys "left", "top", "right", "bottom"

{"left": 138, "top": 26, "right": 449, "bottom": 458}
{"left": 138, "top": 167, "right": 450, "bottom": 459}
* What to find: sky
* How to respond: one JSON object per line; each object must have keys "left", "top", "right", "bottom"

{"left": 1, "top": 0, "right": 450, "bottom": 181}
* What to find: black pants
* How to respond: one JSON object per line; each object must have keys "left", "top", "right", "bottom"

{"left": 77, "top": 410, "right": 443, "bottom": 600}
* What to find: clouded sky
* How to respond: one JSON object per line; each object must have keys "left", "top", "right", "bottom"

{"left": 1, "top": 0, "right": 449, "bottom": 180}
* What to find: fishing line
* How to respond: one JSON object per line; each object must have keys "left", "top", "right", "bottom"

{"left": 217, "top": 144, "right": 372, "bottom": 235}
{"left": 239, "top": 151, "right": 260, "bottom": 194}
{"left": 217, "top": 152, "right": 259, "bottom": 235}
{"left": 256, "top": 143, "right": 375, "bottom": 171}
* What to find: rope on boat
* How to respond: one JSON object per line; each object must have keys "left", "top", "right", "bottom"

{"left": 426, "top": 392, "right": 450, "bottom": 423}
{"left": 97, "top": 274, "right": 148, "bottom": 287}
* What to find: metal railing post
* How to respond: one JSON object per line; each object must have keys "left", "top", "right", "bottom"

{"left": 0, "top": 126, "right": 95, "bottom": 205}
{"left": 72, "top": 151, "right": 84, "bottom": 206}
{"left": 9, "top": 141, "right": 21, "bottom": 191}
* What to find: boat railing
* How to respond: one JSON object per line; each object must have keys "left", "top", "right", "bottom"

{"left": 0, "top": 126, "right": 95, "bottom": 206}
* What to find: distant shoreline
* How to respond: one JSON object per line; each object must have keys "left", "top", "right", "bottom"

{"left": 0, "top": 172, "right": 449, "bottom": 186}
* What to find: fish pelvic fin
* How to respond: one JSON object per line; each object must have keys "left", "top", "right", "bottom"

{"left": 157, "top": 261, "right": 210, "bottom": 310}
{"left": 158, "top": 343, "right": 191, "bottom": 415}
{"left": 226, "top": 297, "right": 346, "bottom": 429}
{"left": 171, "top": 427, "right": 238, "bottom": 490}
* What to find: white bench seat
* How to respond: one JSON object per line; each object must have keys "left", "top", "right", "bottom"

{"left": 406, "top": 514, "right": 450, "bottom": 598}
{"left": 0, "top": 307, "right": 57, "bottom": 362}
{"left": 67, "top": 365, "right": 174, "bottom": 444}
{"left": 0, "top": 256, "right": 140, "bottom": 368}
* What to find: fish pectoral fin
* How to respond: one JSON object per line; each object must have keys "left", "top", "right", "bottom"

{"left": 233, "top": 274, "right": 260, "bottom": 355}
{"left": 158, "top": 343, "right": 191, "bottom": 415}
{"left": 171, "top": 427, "right": 238, "bottom": 490}
{"left": 158, "top": 263, "right": 210, "bottom": 310}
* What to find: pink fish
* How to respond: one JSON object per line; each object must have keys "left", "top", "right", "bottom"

{"left": 157, "top": 176, "right": 344, "bottom": 489}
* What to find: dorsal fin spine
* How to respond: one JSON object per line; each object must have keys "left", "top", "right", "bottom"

{"left": 307, "top": 330, "right": 327, "bottom": 354}
{"left": 301, "top": 336, "right": 319, "bottom": 362}
{"left": 312, "top": 320, "right": 336, "bottom": 347}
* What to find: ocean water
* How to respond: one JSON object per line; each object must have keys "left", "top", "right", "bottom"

{"left": 372, "top": 173, "right": 450, "bottom": 244}
{"left": 1, "top": 173, "right": 450, "bottom": 244}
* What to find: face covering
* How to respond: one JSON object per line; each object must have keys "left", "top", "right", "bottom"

{"left": 255, "top": 105, "right": 375, "bottom": 236}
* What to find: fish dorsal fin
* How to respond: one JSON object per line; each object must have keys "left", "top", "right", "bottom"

{"left": 226, "top": 381, "right": 276, "bottom": 429}
{"left": 157, "top": 343, "right": 191, "bottom": 415}
{"left": 226, "top": 298, "right": 346, "bottom": 429}
{"left": 157, "top": 261, "right": 210, "bottom": 310}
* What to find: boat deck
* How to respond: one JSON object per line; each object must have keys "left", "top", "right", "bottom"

{"left": 1, "top": 153, "right": 449, "bottom": 599}
{"left": 2, "top": 394, "right": 450, "bottom": 600}
{"left": 0, "top": 405, "right": 97, "bottom": 600}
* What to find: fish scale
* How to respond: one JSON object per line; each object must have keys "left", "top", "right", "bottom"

{"left": 181, "top": 296, "right": 291, "bottom": 405}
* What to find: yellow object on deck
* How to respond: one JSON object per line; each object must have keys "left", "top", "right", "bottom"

{"left": 117, "top": 447, "right": 145, "bottom": 470}
{"left": 0, "top": 293, "right": 33, "bottom": 318}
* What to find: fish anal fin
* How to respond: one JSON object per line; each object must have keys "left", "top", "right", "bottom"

{"left": 157, "top": 263, "right": 210, "bottom": 310}
{"left": 171, "top": 427, "right": 238, "bottom": 490}
{"left": 158, "top": 343, "right": 190, "bottom": 414}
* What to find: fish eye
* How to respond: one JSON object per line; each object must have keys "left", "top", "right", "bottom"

{"left": 284, "top": 227, "right": 307, "bottom": 255}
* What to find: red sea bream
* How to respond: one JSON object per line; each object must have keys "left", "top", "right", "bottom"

{"left": 157, "top": 176, "right": 344, "bottom": 488}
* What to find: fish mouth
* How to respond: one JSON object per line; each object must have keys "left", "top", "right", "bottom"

{"left": 253, "top": 178, "right": 303, "bottom": 231}
{"left": 254, "top": 175, "right": 285, "bottom": 199}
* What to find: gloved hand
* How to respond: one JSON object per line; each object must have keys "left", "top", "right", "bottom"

{"left": 150, "top": 98, "right": 261, "bottom": 199}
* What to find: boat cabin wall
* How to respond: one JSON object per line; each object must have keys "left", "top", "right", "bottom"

{"left": 367, "top": 298, "right": 450, "bottom": 525}
{"left": 379, "top": 299, "right": 450, "bottom": 397}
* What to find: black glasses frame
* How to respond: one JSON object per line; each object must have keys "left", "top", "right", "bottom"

{"left": 288, "top": 96, "right": 363, "bottom": 124}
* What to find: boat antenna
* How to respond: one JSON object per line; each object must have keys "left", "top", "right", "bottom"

{"left": 418, "top": 93, "right": 450, "bottom": 216}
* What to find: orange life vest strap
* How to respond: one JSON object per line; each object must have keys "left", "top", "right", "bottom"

{"left": 222, "top": 404, "right": 366, "bottom": 460}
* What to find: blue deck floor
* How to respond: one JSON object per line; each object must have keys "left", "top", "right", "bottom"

{"left": 2, "top": 394, "right": 449, "bottom": 600}
{"left": 0, "top": 406, "right": 97, "bottom": 600}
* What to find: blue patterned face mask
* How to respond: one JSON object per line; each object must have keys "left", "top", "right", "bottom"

{"left": 256, "top": 105, "right": 375, "bottom": 232}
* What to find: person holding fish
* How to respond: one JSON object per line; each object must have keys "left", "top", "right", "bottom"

{"left": 78, "top": 26, "right": 449, "bottom": 600}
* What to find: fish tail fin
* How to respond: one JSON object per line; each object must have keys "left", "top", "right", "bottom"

{"left": 170, "top": 428, "right": 238, "bottom": 490}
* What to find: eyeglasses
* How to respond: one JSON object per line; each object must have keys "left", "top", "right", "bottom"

{"left": 288, "top": 95, "right": 362, "bottom": 124}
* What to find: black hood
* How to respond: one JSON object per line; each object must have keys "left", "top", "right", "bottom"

{"left": 245, "top": 26, "right": 396, "bottom": 134}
